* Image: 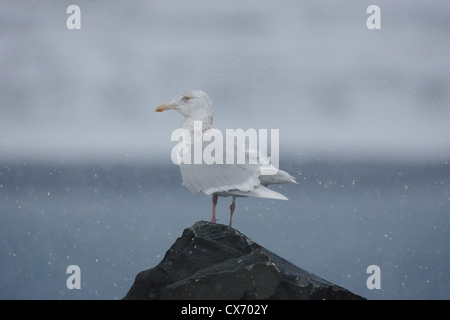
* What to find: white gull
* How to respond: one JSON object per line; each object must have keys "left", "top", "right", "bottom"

{"left": 155, "top": 89, "right": 297, "bottom": 227}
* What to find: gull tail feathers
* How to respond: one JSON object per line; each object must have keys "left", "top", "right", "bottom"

{"left": 226, "top": 185, "right": 288, "bottom": 200}
{"left": 259, "top": 169, "right": 298, "bottom": 186}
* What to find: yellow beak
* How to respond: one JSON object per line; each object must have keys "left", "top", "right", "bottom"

{"left": 155, "top": 102, "right": 177, "bottom": 112}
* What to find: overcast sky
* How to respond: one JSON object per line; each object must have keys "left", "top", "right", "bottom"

{"left": 1, "top": 0, "right": 449, "bottom": 163}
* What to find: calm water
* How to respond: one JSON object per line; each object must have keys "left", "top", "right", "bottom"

{"left": 0, "top": 159, "right": 448, "bottom": 299}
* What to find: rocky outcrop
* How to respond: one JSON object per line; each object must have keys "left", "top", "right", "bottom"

{"left": 124, "top": 221, "right": 365, "bottom": 300}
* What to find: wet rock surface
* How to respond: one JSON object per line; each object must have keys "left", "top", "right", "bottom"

{"left": 124, "top": 221, "right": 365, "bottom": 300}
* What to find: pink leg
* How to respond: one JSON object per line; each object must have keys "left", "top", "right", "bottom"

{"left": 229, "top": 197, "right": 236, "bottom": 227}
{"left": 210, "top": 194, "right": 218, "bottom": 223}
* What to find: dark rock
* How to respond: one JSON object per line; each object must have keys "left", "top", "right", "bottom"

{"left": 123, "top": 221, "right": 365, "bottom": 300}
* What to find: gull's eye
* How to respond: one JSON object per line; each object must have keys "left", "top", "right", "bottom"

{"left": 184, "top": 96, "right": 191, "bottom": 101}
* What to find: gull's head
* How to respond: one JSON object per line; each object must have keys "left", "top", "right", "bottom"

{"left": 155, "top": 89, "right": 213, "bottom": 119}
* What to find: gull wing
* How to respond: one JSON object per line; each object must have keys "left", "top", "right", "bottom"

{"left": 179, "top": 161, "right": 261, "bottom": 195}
{"left": 177, "top": 131, "right": 295, "bottom": 198}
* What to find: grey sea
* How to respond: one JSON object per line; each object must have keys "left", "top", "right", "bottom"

{"left": 0, "top": 159, "right": 448, "bottom": 299}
